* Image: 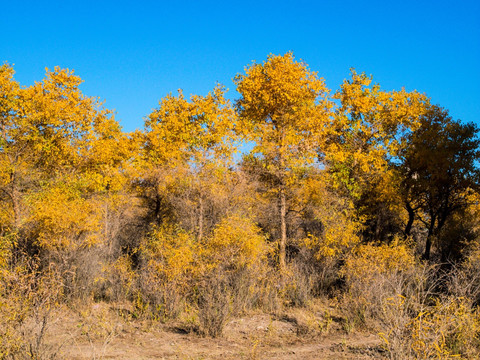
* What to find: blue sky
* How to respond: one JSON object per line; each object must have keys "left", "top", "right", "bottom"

{"left": 2, "top": 0, "right": 479, "bottom": 132}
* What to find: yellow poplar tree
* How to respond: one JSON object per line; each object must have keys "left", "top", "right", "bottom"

{"left": 0, "top": 64, "right": 21, "bottom": 269}
{"left": 327, "top": 70, "right": 428, "bottom": 241}
{"left": 0, "top": 64, "right": 132, "bottom": 254}
{"left": 329, "top": 69, "right": 428, "bottom": 198}
{"left": 0, "top": 63, "right": 22, "bottom": 234}
{"left": 234, "top": 52, "right": 331, "bottom": 271}
{"left": 143, "top": 84, "right": 236, "bottom": 239}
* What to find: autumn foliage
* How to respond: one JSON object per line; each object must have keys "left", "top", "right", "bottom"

{"left": 1, "top": 53, "right": 480, "bottom": 357}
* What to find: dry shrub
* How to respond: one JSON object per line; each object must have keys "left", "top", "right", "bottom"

{"left": 74, "top": 304, "right": 120, "bottom": 359}
{"left": 449, "top": 244, "right": 480, "bottom": 305}
{"left": 379, "top": 294, "right": 480, "bottom": 359}
{"left": 195, "top": 261, "right": 282, "bottom": 336}
{"left": 43, "top": 246, "right": 105, "bottom": 303}
{"left": 196, "top": 269, "right": 231, "bottom": 337}
{"left": 96, "top": 254, "right": 136, "bottom": 303}
{"left": 0, "top": 261, "right": 64, "bottom": 359}
{"left": 408, "top": 296, "right": 480, "bottom": 359}
{"left": 232, "top": 264, "right": 281, "bottom": 314}
{"left": 280, "top": 243, "right": 346, "bottom": 307}
{"left": 280, "top": 303, "right": 335, "bottom": 338}
{"left": 197, "top": 214, "right": 271, "bottom": 336}
{"left": 341, "top": 242, "right": 480, "bottom": 358}
{"left": 279, "top": 260, "right": 315, "bottom": 308}
{"left": 341, "top": 241, "right": 417, "bottom": 331}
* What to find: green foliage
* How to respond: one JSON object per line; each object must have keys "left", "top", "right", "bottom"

{"left": 399, "top": 105, "right": 480, "bottom": 259}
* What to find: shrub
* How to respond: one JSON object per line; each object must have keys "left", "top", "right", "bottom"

{"left": 449, "top": 244, "right": 480, "bottom": 306}
{"left": 136, "top": 224, "right": 199, "bottom": 321}
{"left": 201, "top": 214, "right": 268, "bottom": 271}
{"left": 197, "top": 214, "right": 271, "bottom": 336}
{"left": 96, "top": 254, "right": 136, "bottom": 302}
{"left": 196, "top": 269, "right": 231, "bottom": 338}
{"left": 408, "top": 296, "right": 480, "bottom": 359}
{"left": 340, "top": 241, "right": 417, "bottom": 331}
{"left": 0, "top": 260, "right": 64, "bottom": 359}
{"left": 135, "top": 214, "right": 273, "bottom": 335}
{"left": 279, "top": 259, "right": 315, "bottom": 308}
{"left": 342, "top": 242, "right": 480, "bottom": 358}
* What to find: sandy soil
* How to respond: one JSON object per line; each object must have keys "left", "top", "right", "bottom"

{"left": 41, "top": 303, "right": 385, "bottom": 359}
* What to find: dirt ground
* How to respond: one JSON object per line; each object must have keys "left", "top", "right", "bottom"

{"left": 42, "top": 302, "right": 386, "bottom": 359}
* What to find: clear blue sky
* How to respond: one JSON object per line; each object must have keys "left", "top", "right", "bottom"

{"left": 2, "top": 0, "right": 479, "bottom": 132}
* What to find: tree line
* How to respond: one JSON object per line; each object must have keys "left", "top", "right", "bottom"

{"left": 1, "top": 52, "right": 479, "bottom": 356}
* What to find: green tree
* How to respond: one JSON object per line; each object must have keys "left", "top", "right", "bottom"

{"left": 399, "top": 105, "right": 480, "bottom": 260}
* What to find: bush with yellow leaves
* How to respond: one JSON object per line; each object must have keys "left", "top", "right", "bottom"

{"left": 201, "top": 214, "right": 268, "bottom": 271}
{"left": 0, "top": 260, "right": 64, "bottom": 359}
{"left": 341, "top": 241, "right": 417, "bottom": 331}
{"left": 96, "top": 254, "right": 137, "bottom": 303}
{"left": 408, "top": 296, "right": 480, "bottom": 359}
{"left": 136, "top": 223, "right": 198, "bottom": 321}
{"left": 377, "top": 293, "right": 480, "bottom": 359}
{"left": 342, "top": 242, "right": 480, "bottom": 358}
{"left": 135, "top": 214, "right": 271, "bottom": 328}
{"left": 300, "top": 177, "right": 362, "bottom": 292}
{"left": 197, "top": 214, "right": 271, "bottom": 336}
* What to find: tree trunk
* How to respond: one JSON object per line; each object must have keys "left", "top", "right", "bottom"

{"left": 404, "top": 201, "right": 415, "bottom": 239}
{"left": 11, "top": 190, "right": 21, "bottom": 231}
{"left": 154, "top": 193, "right": 162, "bottom": 223}
{"left": 423, "top": 215, "right": 436, "bottom": 260}
{"left": 198, "top": 197, "right": 204, "bottom": 242}
{"left": 424, "top": 234, "right": 432, "bottom": 260}
{"left": 279, "top": 187, "right": 287, "bottom": 272}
